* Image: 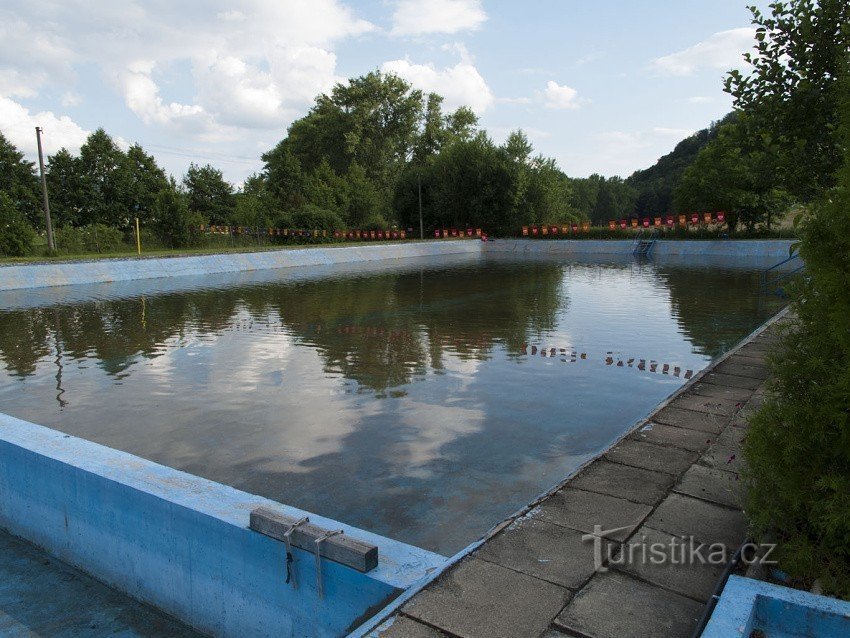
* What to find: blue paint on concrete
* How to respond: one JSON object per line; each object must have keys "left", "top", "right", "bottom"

{"left": 702, "top": 575, "right": 850, "bottom": 637}
{"left": 488, "top": 238, "right": 796, "bottom": 259}
{"left": 0, "top": 529, "right": 202, "bottom": 637}
{"left": 0, "top": 413, "right": 444, "bottom": 638}
{"left": 0, "top": 240, "right": 797, "bottom": 292}
{"left": 0, "top": 242, "right": 482, "bottom": 291}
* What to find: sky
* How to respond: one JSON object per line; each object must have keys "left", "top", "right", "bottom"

{"left": 0, "top": 0, "right": 770, "bottom": 186}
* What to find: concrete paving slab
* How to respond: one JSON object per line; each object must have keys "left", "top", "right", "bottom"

{"left": 569, "top": 460, "right": 675, "bottom": 505}
{"left": 604, "top": 439, "right": 698, "bottom": 476}
{"left": 629, "top": 422, "right": 715, "bottom": 452}
{"left": 554, "top": 571, "right": 703, "bottom": 638}
{"left": 727, "top": 353, "right": 768, "bottom": 366}
{"left": 713, "top": 361, "right": 770, "bottom": 380}
{"left": 689, "top": 381, "right": 754, "bottom": 403}
{"left": 615, "top": 526, "right": 726, "bottom": 602}
{"left": 652, "top": 406, "right": 727, "bottom": 434}
{"left": 667, "top": 394, "right": 741, "bottom": 417}
{"left": 373, "top": 615, "right": 448, "bottom": 637}
{"left": 701, "top": 427, "right": 747, "bottom": 473}
{"left": 736, "top": 342, "right": 775, "bottom": 358}
{"left": 532, "top": 488, "right": 652, "bottom": 542}
{"left": 474, "top": 517, "right": 605, "bottom": 590}
{"left": 674, "top": 464, "right": 744, "bottom": 509}
{"left": 645, "top": 493, "right": 747, "bottom": 549}
{"left": 0, "top": 530, "right": 201, "bottom": 638}
{"left": 402, "top": 558, "right": 569, "bottom": 638}
{"left": 700, "top": 371, "right": 763, "bottom": 390}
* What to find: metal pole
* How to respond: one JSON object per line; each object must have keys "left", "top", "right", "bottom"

{"left": 35, "top": 127, "right": 55, "bottom": 251}
{"left": 135, "top": 217, "right": 141, "bottom": 254}
{"left": 418, "top": 172, "right": 423, "bottom": 240}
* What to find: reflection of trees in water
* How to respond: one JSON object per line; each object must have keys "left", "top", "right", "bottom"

{"left": 282, "top": 262, "right": 566, "bottom": 390}
{"left": 0, "top": 262, "right": 567, "bottom": 391}
{"left": 655, "top": 267, "right": 783, "bottom": 358}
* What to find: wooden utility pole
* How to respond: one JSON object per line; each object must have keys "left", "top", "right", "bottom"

{"left": 418, "top": 172, "right": 423, "bottom": 239}
{"left": 35, "top": 127, "right": 55, "bottom": 251}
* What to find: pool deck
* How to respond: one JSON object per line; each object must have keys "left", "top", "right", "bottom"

{"left": 0, "top": 529, "right": 202, "bottom": 637}
{"left": 368, "top": 312, "right": 788, "bottom": 638}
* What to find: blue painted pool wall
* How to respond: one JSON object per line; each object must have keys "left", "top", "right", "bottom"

{"left": 0, "top": 413, "right": 443, "bottom": 638}
{"left": 0, "top": 241, "right": 482, "bottom": 291}
{"left": 702, "top": 575, "right": 850, "bottom": 637}
{"left": 488, "top": 238, "right": 796, "bottom": 258}
{"left": 0, "top": 239, "right": 797, "bottom": 291}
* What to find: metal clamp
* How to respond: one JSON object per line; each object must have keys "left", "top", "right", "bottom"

{"left": 283, "top": 517, "right": 309, "bottom": 589}
{"left": 314, "top": 529, "right": 344, "bottom": 599}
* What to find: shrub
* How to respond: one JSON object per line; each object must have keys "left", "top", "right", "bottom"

{"left": 291, "top": 204, "right": 344, "bottom": 232}
{"left": 0, "top": 192, "right": 37, "bottom": 257}
{"left": 54, "top": 224, "right": 125, "bottom": 254}
{"left": 744, "top": 83, "right": 850, "bottom": 597}
{"left": 151, "top": 187, "right": 204, "bottom": 249}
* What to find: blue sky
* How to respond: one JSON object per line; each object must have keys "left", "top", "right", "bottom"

{"left": 1, "top": 0, "right": 769, "bottom": 185}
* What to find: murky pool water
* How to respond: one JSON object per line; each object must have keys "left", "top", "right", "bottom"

{"left": 0, "top": 253, "right": 784, "bottom": 554}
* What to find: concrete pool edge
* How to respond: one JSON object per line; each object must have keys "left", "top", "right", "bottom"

{"left": 702, "top": 575, "right": 850, "bottom": 637}
{"left": 0, "top": 414, "right": 444, "bottom": 637}
{"left": 0, "top": 239, "right": 796, "bottom": 291}
{"left": 349, "top": 305, "right": 790, "bottom": 637}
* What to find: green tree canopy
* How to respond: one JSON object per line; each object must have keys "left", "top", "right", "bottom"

{"left": 724, "top": 0, "right": 850, "bottom": 200}
{"left": 0, "top": 132, "right": 41, "bottom": 227}
{"left": 182, "top": 163, "right": 235, "bottom": 225}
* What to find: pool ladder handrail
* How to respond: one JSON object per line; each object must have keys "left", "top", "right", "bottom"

{"left": 632, "top": 228, "right": 659, "bottom": 256}
{"left": 759, "top": 253, "right": 804, "bottom": 296}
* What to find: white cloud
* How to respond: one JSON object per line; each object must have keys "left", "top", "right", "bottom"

{"left": 543, "top": 80, "right": 580, "bottom": 110}
{"left": 390, "top": 0, "right": 486, "bottom": 36}
{"left": 0, "top": 96, "right": 89, "bottom": 155}
{"left": 381, "top": 56, "right": 494, "bottom": 114}
{"left": 652, "top": 28, "right": 755, "bottom": 76}
{"left": 120, "top": 63, "right": 211, "bottom": 134}
{"left": 0, "top": 0, "right": 374, "bottom": 141}
{"left": 686, "top": 96, "right": 713, "bottom": 104}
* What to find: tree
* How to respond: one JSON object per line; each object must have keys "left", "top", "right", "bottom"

{"left": 125, "top": 144, "right": 169, "bottom": 224}
{"left": 77, "top": 128, "right": 133, "bottom": 229}
{"left": 445, "top": 106, "right": 478, "bottom": 143}
{"left": 152, "top": 183, "right": 202, "bottom": 248}
{"left": 46, "top": 148, "right": 86, "bottom": 227}
{"left": 345, "top": 161, "right": 385, "bottom": 227}
{"left": 0, "top": 132, "right": 41, "bottom": 227}
{"left": 414, "top": 93, "right": 447, "bottom": 161}
{"left": 627, "top": 117, "right": 729, "bottom": 216}
{"left": 744, "top": 66, "right": 850, "bottom": 596}
{"left": 0, "top": 192, "right": 36, "bottom": 256}
{"left": 182, "top": 163, "right": 235, "bottom": 225}
{"left": 724, "top": 0, "right": 850, "bottom": 200}
{"left": 503, "top": 130, "right": 533, "bottom": 164}
{"left": 261, "top": 143, "right": 305, "bottom": 213}
{"left": 284, "top": 71, "right": 423, "bottom": 194}
{"left": 303, "top": 160, "right": 349, "bottom": 218}
{"left": 674, "top": 119, "right": 790, "bottom": 231}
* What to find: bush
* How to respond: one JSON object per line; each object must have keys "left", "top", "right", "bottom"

{"left": 151, "top": 187, "right": 205, "bottom": 249}
{"left": 0, "top": 192, "right": 37, "bottom": 257}
{"left": 291, "top": 204, "right": 344, "bottom": 232}
{"left": 743, "top": 105, "right": 850, "bottom": 597}
{"left": 54, "top": 224, "right": 125, "bottom": 254}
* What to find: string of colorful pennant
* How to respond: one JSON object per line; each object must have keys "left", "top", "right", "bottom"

{"left": 200, "top": 225, "right": 412, "bottom": 240}
{"left": 521, "top": 212, "right": 728, "bottom": 236}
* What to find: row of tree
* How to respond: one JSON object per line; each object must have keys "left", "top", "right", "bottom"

{"left": 5, "top": 0, "right": 847, "bottom": 257}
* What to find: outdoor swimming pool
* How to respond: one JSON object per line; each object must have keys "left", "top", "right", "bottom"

{"left": 0, "top": 253, "right": 784, "bottom": 554}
